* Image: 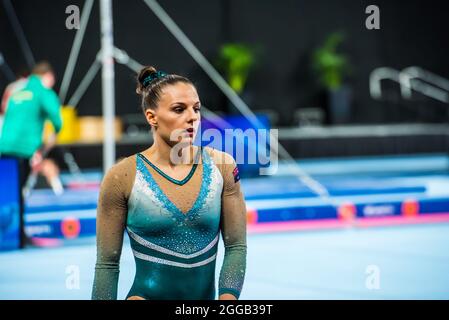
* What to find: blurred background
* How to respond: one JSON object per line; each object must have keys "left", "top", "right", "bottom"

{"left": 1, "top": 0, "right": 449, "bottom": 299}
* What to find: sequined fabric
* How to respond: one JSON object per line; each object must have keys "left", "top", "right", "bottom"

{"left": 91, "top": 147, "right": 247, "bottom": 300}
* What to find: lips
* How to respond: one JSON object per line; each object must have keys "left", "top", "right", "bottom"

{"left": 186, "top": 128, "right": 194, "bottom": 133}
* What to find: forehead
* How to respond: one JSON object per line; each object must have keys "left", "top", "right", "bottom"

{"left": 160, "top": 82, "right": 199, "bottom": 104}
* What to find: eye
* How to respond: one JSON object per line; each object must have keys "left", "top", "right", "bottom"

{"left": 194, "top": 107, "right": 201, "bottom": 113}
{"left": 173, "top": 107, "right": 184, "bottom": 113}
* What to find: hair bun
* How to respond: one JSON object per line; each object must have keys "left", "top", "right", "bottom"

{"left": 136, "top": 66, "right": 158, "bottom": 95}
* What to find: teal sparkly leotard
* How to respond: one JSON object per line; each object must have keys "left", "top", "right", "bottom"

{"left": 91, "top": 147, "right": 247, "bottom": 300}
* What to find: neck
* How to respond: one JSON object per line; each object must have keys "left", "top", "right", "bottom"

{"left": 147, "top": 134, "right": 197, "bottom": 167}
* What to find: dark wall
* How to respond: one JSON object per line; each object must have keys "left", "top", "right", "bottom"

{"left": 1, "top": 0, "right": 449, "bottom": 126}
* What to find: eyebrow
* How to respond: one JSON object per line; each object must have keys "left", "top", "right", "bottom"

{"left": 170, "top": 101, "right": 201, "bottom": 107}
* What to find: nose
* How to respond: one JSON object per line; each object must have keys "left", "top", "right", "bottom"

{"left": 187, "top": 107, "right": 199, "bottom": 124}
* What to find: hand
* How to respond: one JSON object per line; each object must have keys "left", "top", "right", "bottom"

{"left": 219, "top": 293, "right": 237, "bottom": 300}
{"left": 30, "top": 150, "right": 43, "bottom": 172}
{"left": 31, "top": 133, "right": 57, "bottom": 172}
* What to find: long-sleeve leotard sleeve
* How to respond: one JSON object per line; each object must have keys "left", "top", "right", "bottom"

{"left": 91, "top": 158, "right": 134, "bottom": 300}
{"left": 218, "top": 153, "right": 247, "bottom": 299}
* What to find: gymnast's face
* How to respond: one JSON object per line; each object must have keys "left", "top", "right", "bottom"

{"left": 145, "top": 82, "right": 201, "bottom": 147}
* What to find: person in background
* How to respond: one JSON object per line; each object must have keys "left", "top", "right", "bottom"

{"left": 0, "top": 61, "right": 62, "bottom": 248}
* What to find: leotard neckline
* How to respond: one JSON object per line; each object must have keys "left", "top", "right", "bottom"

{"left": 137, "top": 146, "right": 202, "bottom": 186}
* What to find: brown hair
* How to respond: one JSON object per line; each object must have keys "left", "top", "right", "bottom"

{"left": 136, "top": 66, "right": 194, "bottom": 112}
{"left": 32, "top": 61, "right": 54, "bottom": 75}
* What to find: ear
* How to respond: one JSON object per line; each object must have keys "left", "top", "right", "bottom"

{"left": 144, "top": 109, "right": 158, "bottom": 128}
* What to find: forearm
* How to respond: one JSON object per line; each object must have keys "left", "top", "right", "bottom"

{"left": 218, "top": 243, "right": 247, "bottom": 299}
{"left": 92, "top": 261, "right": 120, "bottom": 300}
{"left": 39, "top": 134, "right": 57, "bottom": 156}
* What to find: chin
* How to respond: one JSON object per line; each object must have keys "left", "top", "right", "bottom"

{"left": 167, "top": 138, "right": 192, "bottom": 148}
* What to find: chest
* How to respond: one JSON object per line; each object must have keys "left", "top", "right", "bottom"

{"left": 126, "top": 154, "right": 224, "bottom": 244}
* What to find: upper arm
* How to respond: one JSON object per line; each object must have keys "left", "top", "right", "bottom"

{"left": 217, "top": 151, "right": 247, "bottom": 246}
{"left": 96, "top": 162, "right": 131, "bottom": 263}
{"left": 39, "top": 88, "right": 62, "bottom": 133}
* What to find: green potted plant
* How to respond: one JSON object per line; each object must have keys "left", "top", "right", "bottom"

{"left": 313, "top": 32, "right": 352, "bottom": 124}
{"left": 217, "top": 43, "right": 258, "bottom": 113}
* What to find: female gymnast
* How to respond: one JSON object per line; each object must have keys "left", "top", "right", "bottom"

{"left": 91, "top": 66, "right": 247, "bottom": 300}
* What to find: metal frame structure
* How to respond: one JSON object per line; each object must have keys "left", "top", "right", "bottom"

{"left": 370, "top": 66, "right": 449, "bottom": 104}
{"left": 2, "top": 0, "right": 333, "bottom": 204}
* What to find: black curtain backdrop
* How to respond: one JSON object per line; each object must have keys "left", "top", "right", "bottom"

{"left": 1, "top": 0, "right": 448, "bottom": 126}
